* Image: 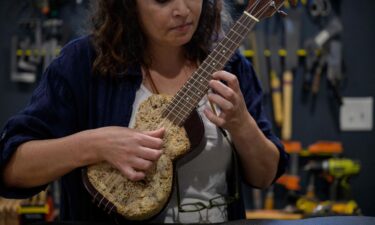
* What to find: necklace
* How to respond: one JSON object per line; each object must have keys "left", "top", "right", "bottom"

{"left": 144, "top": 64, "right": 193, "bottom": 95}
{"left": 145, "top": 69, "right": 160, "bottom": 94}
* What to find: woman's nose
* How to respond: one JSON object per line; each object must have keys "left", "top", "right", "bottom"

{"left": 172, "top": 0, "right": 190, "bottom": 17}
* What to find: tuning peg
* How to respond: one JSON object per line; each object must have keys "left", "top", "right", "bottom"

{"left": 278, "top": 10, "right": 288, "bottom": 17}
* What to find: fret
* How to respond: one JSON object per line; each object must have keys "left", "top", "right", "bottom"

{"left": 166, "top": 81, "right": 212, "bottom": 123}
{"left": 176, "top": 109, "right": 193, "bottom": 124}
{"left": 178, "top": 99, "right": 196, "bottom": 113}
{"left": 169, "top": 101, "right": 199, "bottom": 125}
{"left": 185, "top": 82, "right": 205, "bottom": 98}
{"left": 237, "top": 19, "right": 252, "bottom": 32}
{"left": 219, "top": 46, "right": 230, "bottom": 56}
{"left": 189, "top": 74, "right": 210, "bottom": 92}
{"left": 184, "top": 75, "right": 209, "bottom": 93}
{"left": 209, "top": 48, "right": 231, "bottom": 65}
{"left": 231, "top": 29, "right": 246, "bottom": 41}
{"left": 209, "top": 47, "right": 233, "bottom": 65}
{"left": 233, "top": 27, "right": 251, "bottom": 42}
{"left": 223, "top": 37, "right": 239, "bottom": 50}
{"left": 221, "top": 37, "right": 237, "bottom": 51}
{"left": 200, "top": 59, "right": 219, "bottom": 76}
{"left": 181, "top": 91, "right": 202, "bottom": 106}
{"left": 193, "top": 67, "right": 211, "bottom": 80}
{"left": 181, "top": 93, "right": 203, "bottom": 109}
{"left": 172, "top": 87, "right": 203, "bottom": 107}
{"left": 165, "top": 102, "right": 194, "bottom": 123}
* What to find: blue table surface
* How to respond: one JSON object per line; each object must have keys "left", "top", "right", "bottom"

{"left": 32, "top": 216, "right": 375, "bottom": 225}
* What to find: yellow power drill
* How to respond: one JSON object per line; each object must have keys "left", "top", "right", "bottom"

{"left": 305, "top": 158, "right": 360, "bottom": 200}
{"left": 322, "top": 158, "right": 361, "bottom": 179}
{"left": 299, "top": 158, "right": 361, "bottom": 216}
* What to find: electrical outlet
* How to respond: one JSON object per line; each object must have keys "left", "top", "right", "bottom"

{"left": 340, "top": 97, "right": 373, "bottom": 131}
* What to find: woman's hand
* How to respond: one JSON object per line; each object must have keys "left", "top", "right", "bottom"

{"left": 204, "top": 71, "right": 251, "bottom": 134}
{"left": 204, "top": 71, "right": 280, "bottom": 188}
{"left": 90, "top": 127, "right": 165, "bottom": 181}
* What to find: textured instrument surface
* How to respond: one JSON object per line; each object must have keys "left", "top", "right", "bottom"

{"left": 87, "top": 95, "right": 190, "bottom": 220}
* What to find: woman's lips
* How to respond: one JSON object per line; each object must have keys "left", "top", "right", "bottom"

{"left": 171, "top": 22, "right": 193, "bottom": 33}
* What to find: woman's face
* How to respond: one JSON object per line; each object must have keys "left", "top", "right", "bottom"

{"left": 136, "top": 0, "right": 203, "bottom": 48}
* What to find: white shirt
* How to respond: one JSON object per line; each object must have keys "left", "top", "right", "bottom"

{"left": 129, "top": 85, "right": 233, "bottom": 223}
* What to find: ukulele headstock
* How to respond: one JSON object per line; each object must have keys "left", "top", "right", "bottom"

{"left": 245, "top": 0, "right": 287, "bottom": 20}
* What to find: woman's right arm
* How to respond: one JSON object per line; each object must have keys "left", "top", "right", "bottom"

{"left": 3, "top": 126, "right": 165, "bottom": 189}
{"left": 1, "top": 38, "right": 165, "bottom": 192}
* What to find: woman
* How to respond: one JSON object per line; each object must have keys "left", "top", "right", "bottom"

{"left": 0, "top": 0, "right": 288, "bottom": 223}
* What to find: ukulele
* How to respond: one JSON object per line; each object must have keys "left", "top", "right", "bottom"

{"left": 82, "top": 0, "right": 286, "bottom": 220}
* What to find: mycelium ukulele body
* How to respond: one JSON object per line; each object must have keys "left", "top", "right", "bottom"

{"left": 82, "top": 94, "right": 205, "bottom": 220}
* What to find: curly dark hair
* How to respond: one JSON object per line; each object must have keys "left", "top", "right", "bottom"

{"left": 90, "top": 0, "right": 221, "bottom": 76}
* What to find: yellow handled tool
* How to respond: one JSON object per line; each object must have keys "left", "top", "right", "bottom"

{"left": 271, "top": 71, "right": 283, "bottom": 127}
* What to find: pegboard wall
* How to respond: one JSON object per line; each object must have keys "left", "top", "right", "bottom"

{"left": 0, "top": 0, "right": 375, "bottom": 217}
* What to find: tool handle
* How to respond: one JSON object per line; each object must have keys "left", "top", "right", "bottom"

{"left": 312, "top": 69, "right": 322, "bottom": 95}
{"left": 282, "top": 70, "right": 293, "bottom": 140}
{"left": 271, "top": 71, "right": 283, "bottom": 127}
{"left": 312, "top": 57, "right": 326, "bottom": 95}
{"left": 264, "top": 187, "right": 274, "bottom": 210}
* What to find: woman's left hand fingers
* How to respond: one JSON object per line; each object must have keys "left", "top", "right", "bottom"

{"left": 211, "top": 71, "right": 240, "bottom": 93}
{"left": 204, "top": 108, "right": 226, "bottom": 127}
{"left": 208, "top": 71, "right": 242, "bottom": 110}
{"left": 207, "top": 92, "right": 233, "bottom": 111}
{"left": 205, "top": 71, "right": 248, "bottom": 131}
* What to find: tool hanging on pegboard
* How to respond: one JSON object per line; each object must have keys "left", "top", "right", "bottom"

{"left": 303, "top": 16, "right": 343, "bottom": 108}
{"left": 326, "top": 40, "right": 343, "bottom": 106}
{"left": 269, "top": 30, "right": 284, "bottom": 128}
{"left": 10, "top": 0, "right": 68, "bottom": 84}
{"left": 10, "top": 19, "right": 42, "bottom": 83}
{"left": 282, "top": 8, "right": 302, "bottom": 141}
{"left": 309, "top": 0, "right": 332, "bottom": 18}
